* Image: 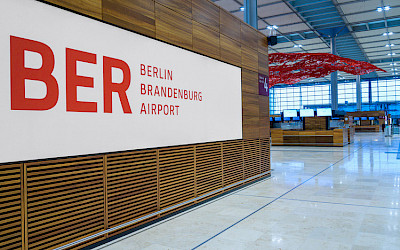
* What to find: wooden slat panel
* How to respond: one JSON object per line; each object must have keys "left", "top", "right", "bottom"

{"left": 258, "top": 33, "right": 268, "bottom": 55}
{"left": 259, "top": 95, "right": 269, "bottom": 117}
{"left": 156, "top": 0, "right": 192, "bottom": 18}
{"left": 159, "top": 145, "right": 195, "bottom": 209}
{"left": 44, "top": 0, "right": 102, "bottom": 19}
{"left": 241, "top": 45, "right": 258, "bottom": 71}
{"left": 155, "top": 3, "right": 193, "bottom": 50}
{"left": 260, "top": 138, "right": 270, "bottom": 173}
{"left": 259, "top": 117, "right": 270, "bottom": 138}
{"left": 0, "top": 164, "right": 22, "bottom": 250}
{"left": 195, "top": 142, "right": 222, "bottom": 196}
{"left": 244, "top": 139, "right": 261, "bottom": 179}
{"left": 102, "top": 0, "right": 156, "bottom": 38}
{"left": 258, "top": 52, "right": 269, "bottom": 75}
{"left": 242, "top": 68, "right": 258, "bottom": 95}
{"left": 243, "top": 116, "right": 260, "bottom": 139}
{"left": 193, "top": 21, "right": 220, "bottom": 59}
{"left": 107, "top": 149, "right": 158, "bottom": 229}
{"left": 26, "top": 156, "right": 105, "bottom": 250}
{"left": 220, "top": 8, "right": 241, "bottom": 42}
{"left": 222, "top": 140, "right": 244, "bottom": 186}
{"left": 220, "top": 34, "right": 242, "bottom": 67}
{"left": 192, "top": 0, "right": 219, "bottom": 31}
{"left": 241, "top": 23, "right": 258, "bottom": 48}
{"left": 243, "top": 92, "right": 260, "bottom": 117}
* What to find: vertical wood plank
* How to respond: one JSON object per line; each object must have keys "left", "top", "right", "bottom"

{"left": 157, "top": 149, "right": 160, "bottom": 217}
{"left": 103, "top": 155, "right": 108, "bottom": 237}
{"left": 221, "top": 142, "right": 224, "bottom": 187}
{"left": 22, "top": 164, "right": 28, "bottom": 250}
{"left": 194, "top": 146, "right": 197, "bottom": 199}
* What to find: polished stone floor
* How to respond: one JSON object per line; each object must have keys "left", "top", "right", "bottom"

{"left": 96, "top": 133, "right": 400, "bottom": 250}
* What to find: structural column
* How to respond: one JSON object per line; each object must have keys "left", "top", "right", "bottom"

{"left": 244, "top": 0, "right": 258, "bottom": 29}
{"left": 330, "top": 36, "right": 338, "bottom": 111}
{"left": 356, "top": 75, "right": 361, "bottom": 111}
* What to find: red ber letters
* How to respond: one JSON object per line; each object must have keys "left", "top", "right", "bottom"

{"left": 10, "top": 35, "right": 132, "bottom": 113}
{"left": 66, "top": 48, "right": 97, "bottom": 112}
{"left": 10, "top": 36, "right": 59, "bottom": 110}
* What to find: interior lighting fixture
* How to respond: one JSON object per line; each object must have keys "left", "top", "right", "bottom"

{"left": 390, "top": 63, "right": 397, "bottom": 66}
{"left": 385, "top": 44, "right": 395, "bottom": 47}
{"left": 391, "top": 68, "right": 398, "bottom": 71}
{"left": 293, "top": 44, "right": 302, "bottom": 48}
{"left": 388, "top": 53, "right": 396, "bottom": 56}
{"left": 383, "top": 32, "right": 393, "bottom": 36}
{"left": 267, "top": 25, "right": 278, "bottom": 30}
{"left": 240, "top": 6, "right": 244, "bottom": 11}
{"left": 377, "top": 6, "right": 391, "bottom": 12}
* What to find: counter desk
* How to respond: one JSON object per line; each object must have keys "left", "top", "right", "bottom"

{"left": 271, "top": 128, "right": 349, "bottom": 147}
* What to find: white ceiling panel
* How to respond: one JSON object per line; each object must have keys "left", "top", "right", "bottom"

{"left": 340, "top": 0, "right": 380, "bottom": 15}
{"left": 258, "top": 3, "right": 292, "bottom": 17}
{"left": 385, "top": 7, "right": 400, "bottom": 18}
{"left": 264, "top": 14, "right": 302, "bottom": 26}
{"left": 361, "top": 40, "right": 399, "bottom": 49}
{"left": 277, "top": 23, "right": 310, "bottom": 33}
{"left": 364, "top": 46, "right": 396, "bottom": 53}
{"left": 345, "top": 11, "right": 383, "bottom": 24}
{"left": 258, "top": 0, "right": 281, "bottom": 5}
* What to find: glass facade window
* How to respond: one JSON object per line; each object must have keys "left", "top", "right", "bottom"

{"left": 269, "top": 78, "right": 400, "bottom": 115}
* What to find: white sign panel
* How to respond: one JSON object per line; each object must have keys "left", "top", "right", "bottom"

{"left": 0, "top": 0, "right": 242, "bottom": 163}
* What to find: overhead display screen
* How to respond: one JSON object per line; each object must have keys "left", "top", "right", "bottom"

{"left": 300, "top": 109, "right": 315, "bottom": 117}
{"left": 283, "top": 109, "right": 298, "bottom": 118}
{"left": 317, "top": 108, "right": 332, "bottom": 117}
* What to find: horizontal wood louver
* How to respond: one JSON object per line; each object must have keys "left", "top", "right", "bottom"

{"left": 222, "top": 140, "right": 244, "bottom": 186}
{"left": 25, "top": 156, "right": 105, "bottom": 249}
{"left": 0, "top": 164, "right": 22, "bottom": 250}
{"left": 195, "top": 142, "right": 223, "bottom": 196}
{"left": 159, "top": 146, "right": 195, "bottom": 210}
{"left": 260, "top": 138, "right": 270, "bottom": 173}
{"left": 244, "top": 139, "right": 261, "bottom": 179}
{"left": 106, "top": 150, "right": 158, "bottom": 229}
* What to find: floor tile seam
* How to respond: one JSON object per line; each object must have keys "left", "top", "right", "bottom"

{"left": 233, "top": 193, "right": 400, "bottom": 210}
{"left": 191, "top": 144, "right": 367, "bottom": 249}
{"left": 271, "top": 150, "right": 347, "bottom": 153}
{"left": 93, "top": 176, "right": 273, "bottom": 249}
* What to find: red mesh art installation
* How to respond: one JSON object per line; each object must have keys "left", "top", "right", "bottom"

{"left": 269, "top": 53, "right": 385, "bottom": 87}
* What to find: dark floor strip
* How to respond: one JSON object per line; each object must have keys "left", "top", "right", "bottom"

{"left": 234, "top": 193, "right": 400, "bottom": 210}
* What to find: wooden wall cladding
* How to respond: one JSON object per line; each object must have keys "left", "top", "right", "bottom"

{"left": 195, "top": 142, "right": 222, "bottom": 196}
{"left": 0, "top": 139, "right": 270, "bottom": 249}
{"left": 102, "top": 0, "right": 156, "bottom": 38}
{"left": 0, "top": 164, "right": 22, "bottom": 250}
{"left": 159, "top": 145, "right": 195, "bottom": 209}
{"left": 44, "top": 0, "right": 102, "bottom": 19}
{"left": 25, "top": 156, "right": 106, "bottom": 249}
{"left": 106, "top": 150, "right": 158, "bottom": 229}
{"left": 4, "top": 0, "right": 270, "bottom": 249}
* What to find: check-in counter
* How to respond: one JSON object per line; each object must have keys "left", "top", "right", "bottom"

{"left": 271, "top": 128, "right": 349, "bottom": 146}
{"left": 355, "top": 125, "right": 380, "bottom": 132}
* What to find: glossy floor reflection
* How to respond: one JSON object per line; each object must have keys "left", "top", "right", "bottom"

{"left": 95, "top": 133, "right": 400, "bottom": 250}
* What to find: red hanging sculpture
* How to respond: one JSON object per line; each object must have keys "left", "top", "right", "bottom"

{"left": 269, "top": 53, "right": 386, "bottom": 87}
